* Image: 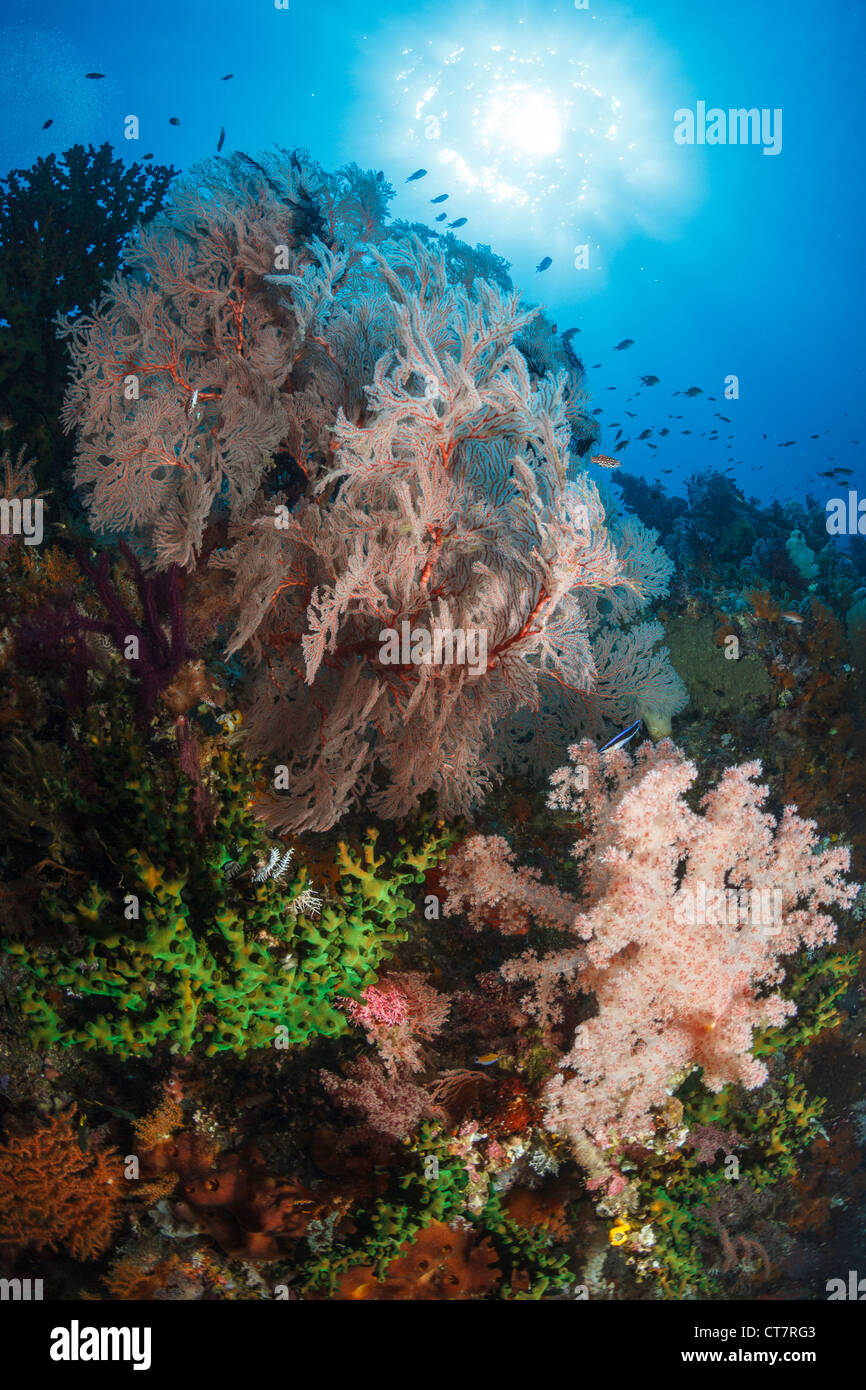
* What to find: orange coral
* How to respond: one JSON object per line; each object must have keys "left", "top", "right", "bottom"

{"left": 334, "top": 1221, "right": 501, "bottom": 1300}
{"left": 505, "top": 1186, "right": 571, "bottom": 1241}
{"left": 0, "top": 1108, "right": 124, "bottom": 1260}
{"left": 746, "top": 588, "right": 781, "bottom": 622}
{"left": 132, "top": 1095, "right": 185, "bottom": 1201}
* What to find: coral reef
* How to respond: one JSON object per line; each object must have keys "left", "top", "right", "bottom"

{"left": 0, "top": 139, "right": 863, "bottom": 1308}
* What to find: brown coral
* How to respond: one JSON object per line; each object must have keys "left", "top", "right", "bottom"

{"left": 0, "top": 1108, "right": 124, "bottom": 1260}
{"left": 137, "top": 1129, "right": 325, "bottom": 1260}
{"left": 334, "top": 1221, "right": 501, "bottom": 1300}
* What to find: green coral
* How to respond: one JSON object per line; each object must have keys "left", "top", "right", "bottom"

{"left": 626, "top": 1072, "right": 827, "bottom": 1298}
{"left": 296, "top": 1124, "right": 570, "bottom": 1300}
{"left": 3, "top": 700, "right": 454, "bottom": 1056}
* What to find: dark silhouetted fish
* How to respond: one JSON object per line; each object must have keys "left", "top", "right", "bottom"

{"left": 638, "top": 429, "right": 652, "bottom": 440}
{"left": 221, "top": 73, "right": 234, "bottom": 80}
{"left": 431, "top": 194, "right": 448, "bottom": 203}
{"left": 169, "top": 116, "right": 180, "bottom": 125}
{"left": 615, "top": 429, "right": 623, "bottom": 440}
{"left": 684, "top": 386, "right": 702, "bottom": 397}
{"left": 606, "top": 386, "right": 617, "bottom": 390}
{"left": 613, "top": 339, "right": 634, "bottom": 350}
{"left": 640, "top": 374, "right": 659, "bottom": 386}
{"left": 42, "top": 118, "right": 53, "bottom": 129}
{"left": 435, "top": 213, "right": 447, "bottom": 221}
{"left": 406, "top": 168, "right": 427, "bottom": 181}
{"left": 615, "top": 440, "right": 629, "bottom": 451}
{"left": 625, "top": 411, "right": 637, "bottom": 418}
{"left": 681, "top": 430, "right": 691, "bottom": 435}
{"left": 778, "top": 441, "right": 795, "bottom": 447}
{"left": 592, "top": 408, "right": 603, "bottom": 415}
{"left": 142, "top": 152, "right": 153, "bottom": 159}
{"left": 536, "top": 256, "right": 552, "bottom": 273}
{"left": 448, "top": 217, "right": 467, "bottom": 227}
{"left": 715, "top": 414, "right": 731, "bottom": 422}
{"left": 591, "top": 364, "right": 602, "bottom": 369}
{"left": 662, "top": 468, "right": 673, "bottom": 473}
{"left": 659, "top": 428, "right": 669, "bottom": 436}
{"left": 217, "top": 127, "right": 225, "bottom": 152}
{"left": 85, "top": 72, "right": 105, "bottom": 79}
{"left": 810, "top": 434, "right": 820, "bottom": 439}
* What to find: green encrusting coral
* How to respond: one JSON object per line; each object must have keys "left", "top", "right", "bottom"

{"left": 4, "top": 700, "right": 455, "bottom": 1056}
{"left": 296, "top": 1125, "right": 571, "bottom": 1300}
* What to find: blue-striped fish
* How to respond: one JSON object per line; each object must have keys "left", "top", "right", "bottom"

{"left": 599, "top": 719, "right": 642, "bottom": 753}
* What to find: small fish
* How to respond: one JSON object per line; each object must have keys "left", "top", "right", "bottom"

{"left": 85, "top": 72, "right": 105, "bottom": 79}
{"left": 169, "top": 116, "right": 181, "bottom": 126}
{"left": 142, "top": 152, "right": 153, "bottom": 159}
{"left": 615, "top": 440, "right": 629, "bottom": 451}
{"left": 778, "top": 440, "right": 796, "bottom": 447}
{"left": 615, "top": 429, "right": 623, "bottom": 441}
{"left": 640, "top": 374, "right": 659, "bottom": 386}
{"left": 592, "top": 408, "right": 603, "bottom": 415}
{"left": 590, "top": 453, "right": 622, "bottom": 469}
{"left": 638, "top": 429, "right": 652, "bottom": 440}
{"left": 681, "top": 430, "right": 691, "bottom": 435}
{"left": 474, "top": 1053, "right": 501, "bottom": 1066}
{"left": 448, "top": 217, "right": 467, "bottom": 228}
{"left": 42, "top": 118, "right": 53, "bottom": 129}
{"left": 659, "top": 428, "right": 670, "bottom": 436}
{"left": 684, "top": 386, "right": 702, "bottom": 397}
{"left": 591, "top": 363, "right": 602, "bottom": 369}
{"left": 217, "top": 126, "right": 225, "bottom": 152}
{"left": 406, "top": 168, "right": 427, "bottom": 182}
{"left": 780, "top": 611, "right": 804, "bottom": 625}
{"left": 613, "top": 339, "right": 634, "bottom": 351}
{"left": 221, "top": 73, "right": 234, "bottom": 80}
{"left": 430, "top": 193, "right": 449, "bottom": 203}
{"left": 435, "top": 213, "right": 447, "bottom": 222}
{"left": 715, "top": 414, "right": 731, "bottom": 423}
{"left": 625, "top": 411, "right": 637, "bottom": 419}
{"left": 536, "top": 256, "right": 552, "bottom": 273}
{"left": 810, "top": 434, "right": 820, "bottom": 439}
{"left": 562, "top": 327, "right": 580, "bottom": 339}
{"left": 599, "top": 719, "right": 642, "bottom": 753}
{"left": 662, "top": 468, "right": 673, "bottom": 473}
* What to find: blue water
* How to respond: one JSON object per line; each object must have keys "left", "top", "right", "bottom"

{"left": 2, "top": 0, "right": 863, "bottom": 506}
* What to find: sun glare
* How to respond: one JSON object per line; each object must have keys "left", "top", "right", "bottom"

{"left": 482, "top": 87, "right": 562, "bottom": 158}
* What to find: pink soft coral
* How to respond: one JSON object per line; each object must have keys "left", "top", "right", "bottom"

{"left": 343, "top": 972, "right": 451, "bottom": 1075}
{"left": 446, "top": 738, "right": 858, "bottom": 1154}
